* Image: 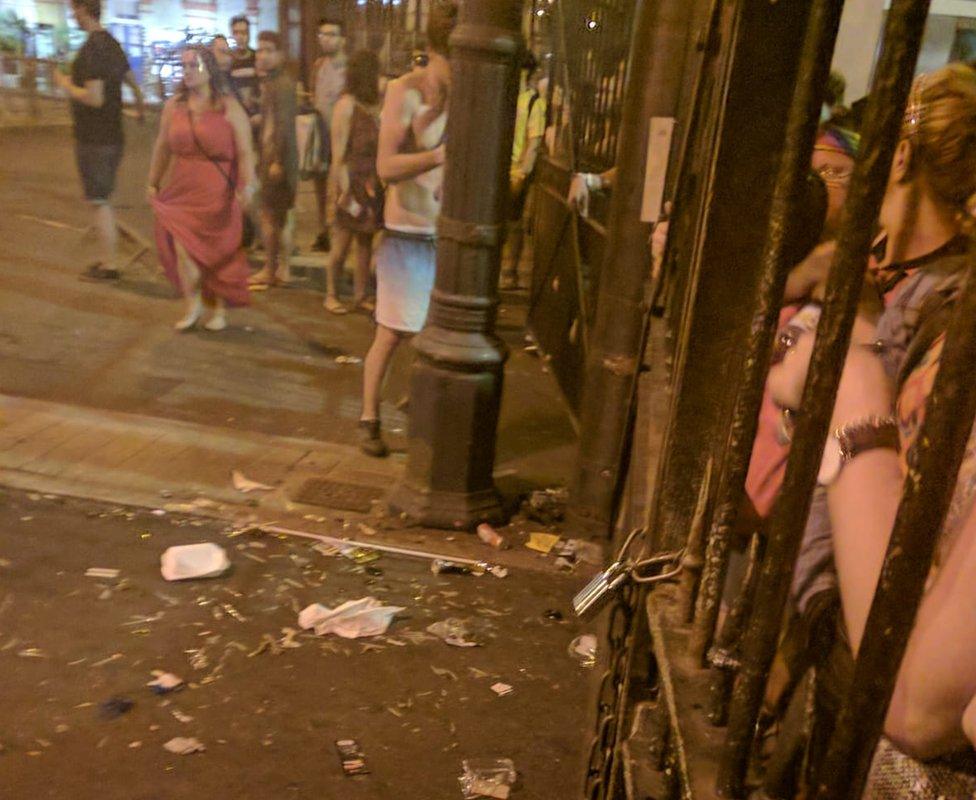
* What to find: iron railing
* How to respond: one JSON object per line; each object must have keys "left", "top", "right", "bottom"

{"left": 570, "top": 0, "right": 976, "bottom": 798}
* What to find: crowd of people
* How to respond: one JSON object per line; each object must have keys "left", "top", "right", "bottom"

{"left": 740, "top": 64, "right": 976, "bottom": 798}
{"left": 59, "top": 0, "right": 523, "bottom": 459}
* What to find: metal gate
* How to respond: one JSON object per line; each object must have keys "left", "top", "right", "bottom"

{"left": 566, "top": 0, "right": 976, "bottom": 798}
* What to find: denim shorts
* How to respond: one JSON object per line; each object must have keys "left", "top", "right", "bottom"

{"left": 75, "top": 141, "right": 123, "bottom": 202}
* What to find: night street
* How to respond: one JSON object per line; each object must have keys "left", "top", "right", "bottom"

{"left": 0, "top": 120, "right": 575, "bottom": 486}
{"left": 0, "top": 117, "right": 591, "bottom": 798}
{"left": 0, "top": 488, "right": 590, "bottom": 799}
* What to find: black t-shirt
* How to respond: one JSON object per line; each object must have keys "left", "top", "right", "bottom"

{"left": 71, "top": 30, "right": 130, "bottom": 145}
{"left": 230, "top": 48, "right": 259, "bottom": 115}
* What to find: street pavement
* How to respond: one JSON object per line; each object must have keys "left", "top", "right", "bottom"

{"left": 0, "top": 114, "right": 595, "bottom": 797}
{"left": 0, "top": 488, "right": 592, "bottom": 799}
{"left": 0, "top": 119, "right": 575, "bottom": 491}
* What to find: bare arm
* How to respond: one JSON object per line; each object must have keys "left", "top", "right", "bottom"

{"left": 769, "top": 332, "right": 976, "bottom": 759}
{"left": 147, "top": 98, "right": 176, "bottom": 191}
{"left": 376, "top": 79, "right": 444, "bottom": 184}
{"left": 329, "top": 95, "right": 353, "bottom": 195}
{"left": 55, "top": 72, "right": 104, "bottom": 108}
{"left": 123, "top": 70, "right": 145, "bottom": 122}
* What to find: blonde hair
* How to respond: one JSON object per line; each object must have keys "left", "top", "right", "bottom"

{"left": 903, "top": 63, "right": 976, "bottom": 234}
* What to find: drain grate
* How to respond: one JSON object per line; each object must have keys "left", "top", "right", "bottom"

{"left": 291, "top": 478, "right": 385, "bottom": 513}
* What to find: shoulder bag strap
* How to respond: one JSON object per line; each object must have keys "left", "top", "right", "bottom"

{"left": 186, "top": 105, "right": 235, "bottom": 194}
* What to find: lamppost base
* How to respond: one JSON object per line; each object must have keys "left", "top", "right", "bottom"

{"left": 387, "top": 479, "right": 507, "bottom": 531}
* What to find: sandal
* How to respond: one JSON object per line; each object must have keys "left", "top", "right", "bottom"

{"left": 324, "top": 296, "right": 348, "bottom": 314}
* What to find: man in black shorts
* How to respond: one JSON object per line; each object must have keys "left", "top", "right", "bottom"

{"left": 55, "top": 0, "right": 143, "bottom": 281}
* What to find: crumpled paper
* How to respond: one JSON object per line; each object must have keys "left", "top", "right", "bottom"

{"left": 163, "top": 736, "right": 206, "bottom": 755}
{"left": 298, "top": 597, "right": 405, "bottom": 639}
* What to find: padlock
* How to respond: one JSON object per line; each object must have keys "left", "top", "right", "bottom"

{"left": 572, "top": 560, "right": 631, "bottom": 620}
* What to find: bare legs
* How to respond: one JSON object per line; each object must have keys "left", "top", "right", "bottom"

{"left": 359, "top": 324, "right": 408, "bottom": 457}
{"left": 325, "top": 229, "right": 375, "bottom": 313}
{"left": 173, "top": 242, "right": 203, "bottom": 331}
{"left": 250, "top": 207, "right": 293, "bottom": 286}
{"left": 353, "top": 232, "right": 374, "bottom": 307}
{"left": 325, "top": 226, "right": 353, "bottom": 313}
{"left": 173, "top": 243, "right": 226, "bottom": 332}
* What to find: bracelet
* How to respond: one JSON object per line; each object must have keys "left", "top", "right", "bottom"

{"left": 818, "top": 414, "right": 899, "bottom": 486}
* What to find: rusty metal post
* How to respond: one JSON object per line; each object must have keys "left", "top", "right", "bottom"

{"left": 814, "top": 264, "right": 976, "bottom": 789}
{"left": 717, "top": 1, "right": 931, "bottom": 795}
{"left": 687, "top": 0, "right": 845, "bottom": 665}
{"left": 568, "top": 0, "right": 696, "bottom": 534}
{"left": 387, "top": 0, "right": 523, "bottom": 529}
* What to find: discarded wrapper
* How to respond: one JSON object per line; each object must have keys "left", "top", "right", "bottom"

{"left": 160, "top": 543, "right": 231, "bottom": 581}
{"left": 427, "top": 618, "right": 482, "bottom": 648}
{"left": 299, "top": 597, "right": 404, "bottom": 639}
{"left": 335, "top": 355, "right": 363, "bottom": 365}
{"left": 341, "top": 546, "right": 381, "bottom": 565}
{"left": 163, "top": 736, "right": 206, "bottom": 755}
{"left": 147, "top": 671, "right": 184, "bottom": 694}
{"left": 459, "top": 758, "right": 517, "bottom": 799}
{"left": 476, "top": 524, "right": 508, "bottom": 550}
{"left": 524, "top": 487, "right": 568, "bottom": 524}
{"left": 525, "top": 532, "right": 561, "bottom": 554}
{"left": 335, "top": 738, "right": 369, "bottom": 776}
{"left": 569, "top": 633, "right": 598, "bottom": 668}
{"left": 490, "top": 682, "right": 513, "bottom": 697}
{"left": 85, "top": 567, "right": 120, "bottom": 580}
{"left": 431, "top": 558, "right": 484, "bottom": 576}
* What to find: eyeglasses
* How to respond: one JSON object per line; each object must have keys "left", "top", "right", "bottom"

{"left": 813, "top": 163, "right": 853, "bottom": 185}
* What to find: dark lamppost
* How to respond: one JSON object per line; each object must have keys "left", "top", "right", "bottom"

{"left": 388, "top": 0, "right": 526, "bottom": 529}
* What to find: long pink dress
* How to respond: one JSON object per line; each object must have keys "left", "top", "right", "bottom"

{"left": 152, "top": 104, "right": 250, "bottom": 307}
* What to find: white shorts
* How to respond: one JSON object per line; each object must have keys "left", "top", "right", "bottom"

{"left": 374, "top": 231, "right": 437, "bottom": 334}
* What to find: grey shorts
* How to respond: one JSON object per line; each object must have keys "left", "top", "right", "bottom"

{"left": 75, "top": 141, "right": 123, "bottom": 203}
{"left": 375, "top": 231, "right": 437, "bottom": 334}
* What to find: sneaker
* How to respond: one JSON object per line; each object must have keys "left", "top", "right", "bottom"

{"left": 312, "top": 231, "right": 331, "bottom": 252}
{"left": 358, "top": 419, "right": 389, "bottom": 458}
{"left": 80, "top": 263, "right": 121, "bottom": 282}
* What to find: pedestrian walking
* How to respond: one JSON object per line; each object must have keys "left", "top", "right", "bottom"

{"left": 501, "top": 53, "right": 546, "bottom": 289}
{"left": 310, "top": 17, "right": 347, "bottom": 253}
{"left": 55, "top": 0, "right": 144, "bottom": 282}
{"left": 147, "top": 46, "right": 256, "bottom": 332}
{"left": 358, "top": 0, "right": 457, "bottom": 457}
{"left": 248, "top": 31, "right": 299, "bottom": 288}
{"left": 210, "top": 35, "right": 235, "bottom": 96}
{"left": 228, "top": 15, "right": 259, "bottom": 118}
{"left": 324, "top": 50, "right": 382, "bottom": 315}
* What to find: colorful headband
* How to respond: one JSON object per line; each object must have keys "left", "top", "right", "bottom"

{"left": 814, "top": 126, "right": 861, "bottom": 160}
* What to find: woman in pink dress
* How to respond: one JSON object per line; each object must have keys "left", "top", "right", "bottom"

{"left": 147, "top": 46, "right": 256, "bottom": 331}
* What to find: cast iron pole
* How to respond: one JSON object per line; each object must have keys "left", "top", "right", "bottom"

{"left": 568, "top": 0, "right": 695, "bottom": 534}
{"left": 388, "top": 0, "right": 524, "bottom": 529}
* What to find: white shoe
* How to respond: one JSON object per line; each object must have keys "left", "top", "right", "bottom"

{"left": 174, "top": 298, "right": 203, "bottom": 331}
{"left": 204, "top": 313, "right": 227, "bottom": 332}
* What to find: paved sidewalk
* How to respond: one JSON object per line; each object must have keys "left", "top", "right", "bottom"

{"left": 0, "top": 393, "right": 400, "bottom": 513}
